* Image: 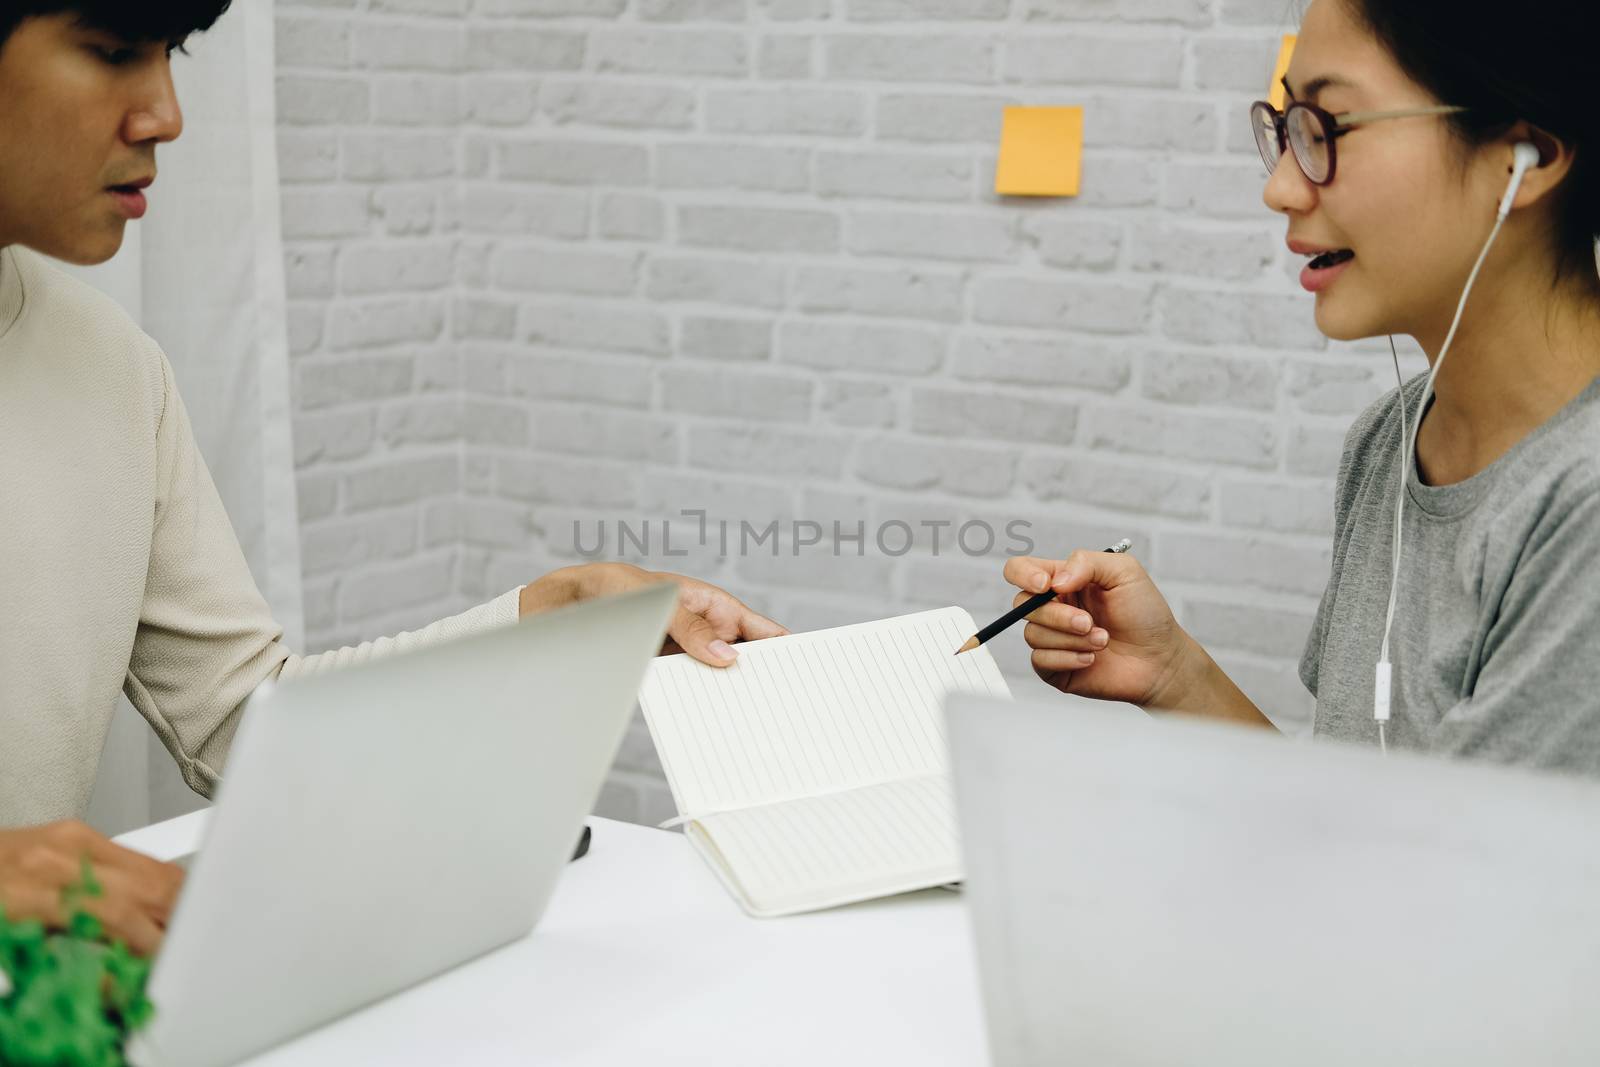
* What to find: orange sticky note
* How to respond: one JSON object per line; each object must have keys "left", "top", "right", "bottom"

{"left": 1268, "top": 34, "right": 1297, "bottom": 108}
{"left": 994, "top": 106, "right": 1083, "bottom": 198}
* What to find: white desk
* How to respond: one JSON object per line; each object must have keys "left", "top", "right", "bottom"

{"left": 117, "top": 813, "right": 989, "bottom": 1065}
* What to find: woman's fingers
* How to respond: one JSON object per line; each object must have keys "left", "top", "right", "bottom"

{"left": 1023, "top": 620, "right": 1108, "bottom": 653}
{"left": 1034, "top": 648, "right": 1097, "bottom": 671}
{"left": 1010, "top": 591, "right": 1095, "bottom": 636}
{"left": 1002, "top": 555, "right": 1067, "bottom": 595}
{"left": 1050, "top": 547, "right": 1146, "bottom": 597}
{"left": 1032, "top": 648, "right": 1096, "bottom": 680}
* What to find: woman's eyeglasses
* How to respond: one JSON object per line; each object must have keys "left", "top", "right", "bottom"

{"left": 1249, "top": 99, "right": 1466, "bottom": 186}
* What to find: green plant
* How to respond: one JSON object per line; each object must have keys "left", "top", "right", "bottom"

{"left": 0, "top": 861, "right": 155, "bottom": 1067}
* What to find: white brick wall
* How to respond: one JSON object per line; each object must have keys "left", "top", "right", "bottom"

{"left": 275, "top": 0, "right": 1426, "bottom": 827}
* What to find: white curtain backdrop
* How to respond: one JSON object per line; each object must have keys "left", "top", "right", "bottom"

{"left": 75, "top": 3, "right": 302, "bottom": 833}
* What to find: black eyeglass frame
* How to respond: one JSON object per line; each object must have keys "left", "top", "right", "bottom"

{"left": 1249, "top": 99, "right": 1467, "bottom": 186}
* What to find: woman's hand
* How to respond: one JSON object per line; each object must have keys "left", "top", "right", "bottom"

{"left": 1003, "top": 550, "right": 1274, "bottom": 726}
{"left": 0, "top": 820, "right": 184, "bottom": 957}
{"left": 1003, "top": 549, "right": 1195, "bottom": 709}
{"left": 519, "top": 563, "right": 787, "bottom": 667}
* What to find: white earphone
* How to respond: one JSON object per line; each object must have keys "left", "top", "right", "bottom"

{"left": 1499, "top": 141, "right": 1543, "bottom": 218}
{"left": 1373, "top": 141, "right": 1541, "bottom": 752}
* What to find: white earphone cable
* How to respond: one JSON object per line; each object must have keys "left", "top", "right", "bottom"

{"left": 1381, "top": 334, "right": 1409, "bottom": 670}
{"left": 1373, "top": 182, "right": 1518, "bottom": 748}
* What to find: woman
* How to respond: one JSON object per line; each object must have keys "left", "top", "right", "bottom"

{"left": 1007, "top": 0, "right": 1600, "bottom": 772}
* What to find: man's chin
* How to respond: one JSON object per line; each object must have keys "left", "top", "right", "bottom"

{"left": 30, "top": 221, "right": 128, "bottom": 266}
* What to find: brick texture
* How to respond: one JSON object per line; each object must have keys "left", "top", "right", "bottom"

{"left": 276, "top": 0, "right": 1354, "bottom": 825}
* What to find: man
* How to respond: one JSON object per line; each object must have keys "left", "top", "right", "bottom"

{"left": 0, "top": 3, "right": 784, "bottom": 954}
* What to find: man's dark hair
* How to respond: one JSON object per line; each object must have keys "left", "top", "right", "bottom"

{"left": 1, "top": 2, "right": 233, "bottom": 52}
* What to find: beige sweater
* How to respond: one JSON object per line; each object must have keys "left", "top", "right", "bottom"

{"left": 0, "top": 246, "right": 521, "bottom": 826}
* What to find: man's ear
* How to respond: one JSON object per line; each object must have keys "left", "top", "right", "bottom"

{"left": 1504, "top": 123, "right": 1574, "bottom": 210}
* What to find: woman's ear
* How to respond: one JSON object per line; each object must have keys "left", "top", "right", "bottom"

{"left": 1503, "top": 123, "right": 1574, "bottom": 210}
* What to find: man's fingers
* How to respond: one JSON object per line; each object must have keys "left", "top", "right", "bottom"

{"left": 93, "top": 864, "right": 181, "bottom": 926}
{"left": 13, "top": 840, "right": 80, "bottom": 885}
{"left": 0, "top": 876, "right": 167, "bottom": 957}
{"left": 93, "top": 853, "right": 184, "bottom": 917}
{"left": 51, "top": 820, "right": 185, "bottom": 911}
{"left": 670, "top": 608, "right": 739, "bottom": 667}
{"left": 78, "top": 896, "right": 165, "bottom": 957}
{"left": 0, "top": 883, "right": 71, "bottom": 931}
{"left": 736, "top": 608, "right": 788, "bottom": 642}
{"left": 645, "top": 571, "right": 791, "bottom": 651}
{"left": 1, "top": 822, "right": 180, "bottom": 958}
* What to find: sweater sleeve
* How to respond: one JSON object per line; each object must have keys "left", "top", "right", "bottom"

{"left": 123, "top": 353, "right": 522, "bottom": 799}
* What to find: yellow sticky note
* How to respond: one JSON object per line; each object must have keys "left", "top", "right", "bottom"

{"left": 994, "top": 106, "right": 1083, "bottom": 198}
{"left": 1268, "top": 34, "right": 1297, "bottom": 108}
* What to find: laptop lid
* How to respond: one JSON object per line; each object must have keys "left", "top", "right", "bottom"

{"left": 946, "top": 694, "right": 1600, "bottom": 1067}
{"left": 132, "top": 582, "right": 677, "bottom": 1067}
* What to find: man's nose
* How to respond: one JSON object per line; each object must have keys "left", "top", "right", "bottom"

{"left": 124, "top": 57, "right": 184, "bottom": 146}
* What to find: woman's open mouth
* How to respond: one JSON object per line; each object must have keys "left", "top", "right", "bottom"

{"left": 1301, "top": 248, "right": 1355, "bottom": 293}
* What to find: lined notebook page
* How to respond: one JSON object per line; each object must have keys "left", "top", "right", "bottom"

{"left": 690, "top": 774, "right": 960, "bottom": 917}
{"left": 639, "top": 606, "right": 1010, "bottom": 820}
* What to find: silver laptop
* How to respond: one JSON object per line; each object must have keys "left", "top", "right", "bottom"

{"left": 946, "top": 694, "right": 1600, "bottom": 1067}
{"left": 130, "top": 582, "right": 678, "bottom": 1067}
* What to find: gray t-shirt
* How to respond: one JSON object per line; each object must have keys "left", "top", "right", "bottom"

{"left": 1301, "top": 373, "right": 1600, "bottom": 773}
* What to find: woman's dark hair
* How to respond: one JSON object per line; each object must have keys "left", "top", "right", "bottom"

{"left": 1342, "top": 0, "right": 1599, "bottom": 290}
{"left": 0, "top": 1, "right": 232, "bottom": 52}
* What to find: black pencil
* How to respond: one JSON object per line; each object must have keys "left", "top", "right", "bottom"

{"left": 954, "top": 539, "right": 1132, "bottom": 655}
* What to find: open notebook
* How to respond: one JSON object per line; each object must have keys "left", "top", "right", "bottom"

{"left": 638, "top": 606, "right": 1011, "bottom": 917}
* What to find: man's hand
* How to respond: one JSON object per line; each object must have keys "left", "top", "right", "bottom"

{"left": 519, "top": 563, "right": 788, "bottom": 667}
{"left": 0, "top": 820, "right": 185, "bottom": 957}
